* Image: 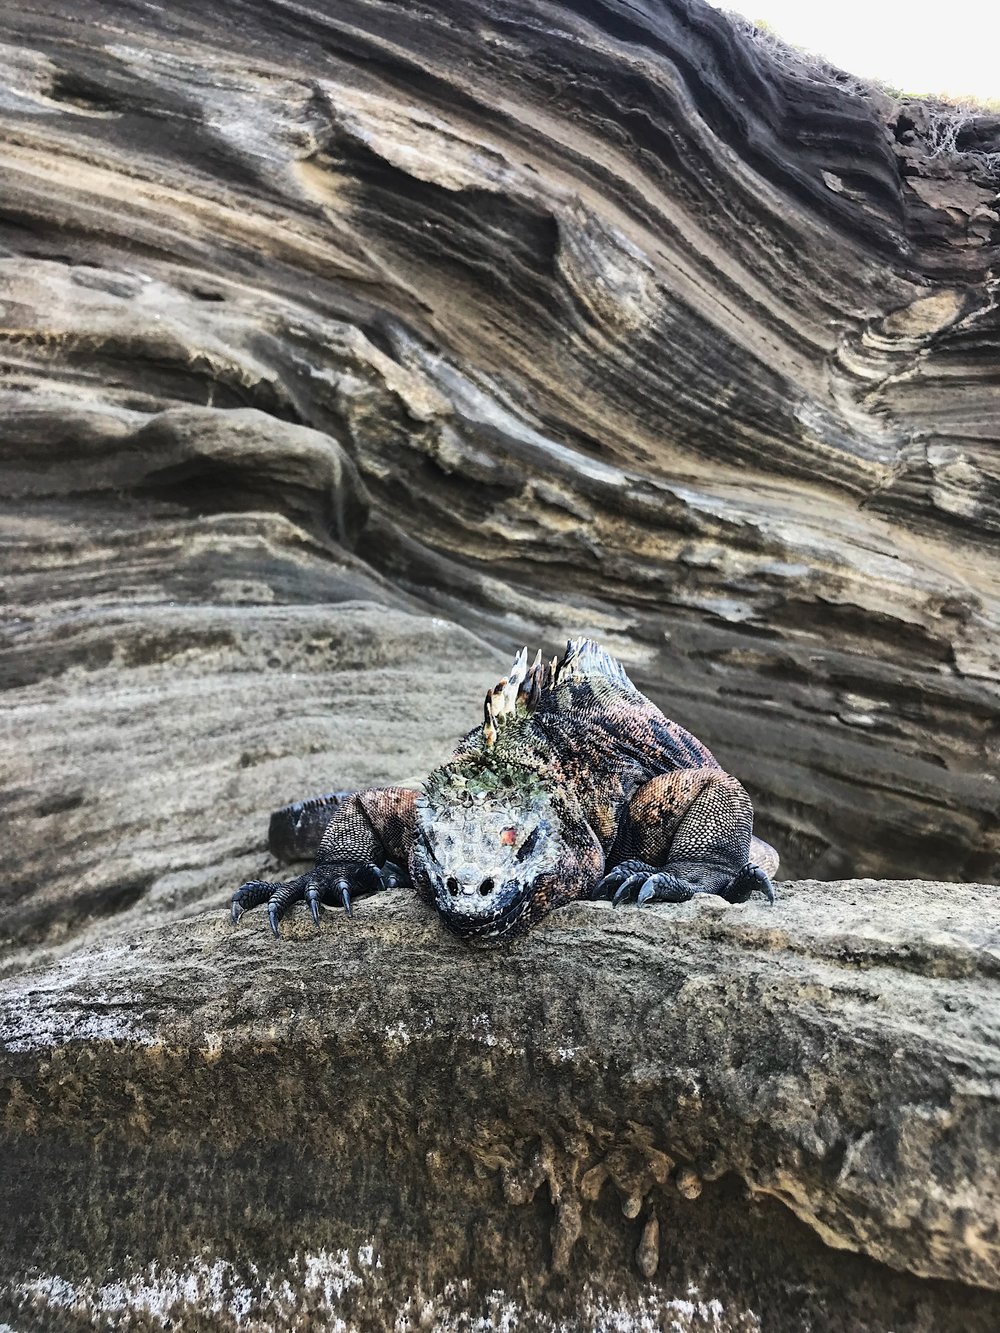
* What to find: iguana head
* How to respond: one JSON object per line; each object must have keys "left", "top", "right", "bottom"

{"left": 411, "top": 756, "right": 569, "bottom": 946}
{"left": 409, "top": 643, "right": 609, "bottom": 946}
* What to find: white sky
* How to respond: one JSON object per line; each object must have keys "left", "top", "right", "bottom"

{"left": 707, "top": 2, "right": 1000, "bottom": 101}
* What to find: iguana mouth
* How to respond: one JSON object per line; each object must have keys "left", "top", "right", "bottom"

{"left": 425, "top": 859, "right": 537, "bottom": 945}
{"left": 435, "top": 889, "right": 533, "bottom": 947}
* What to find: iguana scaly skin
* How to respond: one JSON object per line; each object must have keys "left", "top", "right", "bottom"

{"left": 231, "top": 639, "right": 778, "bottom": 946}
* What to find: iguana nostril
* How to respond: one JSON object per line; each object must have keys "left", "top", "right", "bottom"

{"left": 479, "top": 877, "right": 495, "bottom": 896}
{"left": 446, "top": 877, "right": 459, "bottom": 895}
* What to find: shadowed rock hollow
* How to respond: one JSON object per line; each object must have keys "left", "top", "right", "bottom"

{"left": 2, "top": 0, "right": 1000, "bottom": 1328}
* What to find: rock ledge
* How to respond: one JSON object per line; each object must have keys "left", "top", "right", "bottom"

{"left": 2, "top": 879, "right": 999, "bottom": 1330}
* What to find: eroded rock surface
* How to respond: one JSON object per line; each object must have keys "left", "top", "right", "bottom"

{"left": 1, "top": 0, "right": 999, "bottom": 907}
{"left": 3, "top": 881, "right": 1000, "bottom": 1330}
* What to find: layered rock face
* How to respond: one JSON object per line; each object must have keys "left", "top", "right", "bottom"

{"left": 2, "top": 0, "right": 999, "bottom": 904}
{"left": 2, "top": 0, "right": 1000, "bottom": 1328}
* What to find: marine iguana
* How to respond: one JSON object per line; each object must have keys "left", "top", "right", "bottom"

{"left": 231, "top": 638, "right": 778, "bottom": 946}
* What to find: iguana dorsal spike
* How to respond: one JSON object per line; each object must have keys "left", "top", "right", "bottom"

{"left": 519, "top": 650, "right": 543, "bottom": 708}
{"left": 479, "top": 639, "right": 638, "bottom": 748}
{"left": 481, "top": 648, "right": 545, "bottom": 745}
{"left": 483, "top": 689, "right": 498, "bottom": 748}
{"left": 500, "top": 670, "right": 521, "bottom": 716}
{"left": 555, "top": 637, "right": 633, "bottom": 689}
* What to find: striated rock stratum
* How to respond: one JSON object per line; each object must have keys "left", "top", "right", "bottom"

{"left": 1, "top": 0, "right": 999, "bottom": 1328}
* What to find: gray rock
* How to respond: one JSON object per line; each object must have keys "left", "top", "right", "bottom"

{"left": 2, "top": 880, "right": 1000, "bottom": 1329}
{"left": 0, "top": 0, "right": 997, "bottom": 890}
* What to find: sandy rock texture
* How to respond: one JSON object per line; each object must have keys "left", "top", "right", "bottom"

{"left": 2, "top": 0, "right": 1000, "bottom": 1327}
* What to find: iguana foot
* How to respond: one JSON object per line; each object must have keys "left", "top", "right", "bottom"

{"left": 596, "top": 858, "right": 774, "bottom": 907}
{"left": 231, "top": 861, "right": 409, "bottom": 935}
{"left": 722, "top": 863, "right": 775, "bottom": 904}
{"left": 598, "top": 859, "right": 694, "bottom": 905}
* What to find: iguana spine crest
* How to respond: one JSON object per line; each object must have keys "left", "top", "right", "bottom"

{"left": 482, "top": 637, "right": 631, "bottom": 747}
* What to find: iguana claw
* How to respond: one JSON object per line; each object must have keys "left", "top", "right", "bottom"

{"left": 230, "top": 861, "right": 394, "bottom": 934}
{"left": 230, "top": 879, "right": 271, "bottom": 924}
{"left": 305, "top": 885, "right": 321, "bottom": 926}
{"left": 596, "top": 860, "right": 652, "bottom": 905}
{"left": 633, "top": 873, "right": 698, "bottom": 904}
{"left": 724, "top": 864, "right": 775, "bottom": 904}
{"left": 596, "top": 857, "right": 775, "bottom": 907}
{"left": 382, "top": 861, "right": 407, "bottom": 890}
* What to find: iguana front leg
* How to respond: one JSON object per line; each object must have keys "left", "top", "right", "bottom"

{"left": 232, "top": 787, "right": 417, "bottom": 935}
{"left": 594, "top": 768, "right": 776, "bottom": 906}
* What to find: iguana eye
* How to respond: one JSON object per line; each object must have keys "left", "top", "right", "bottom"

{"left": 515, "top": 826, "right": 541, "bottom": 862}
{"left": 500, "top": 827, "right": 517, "bottom": 846}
